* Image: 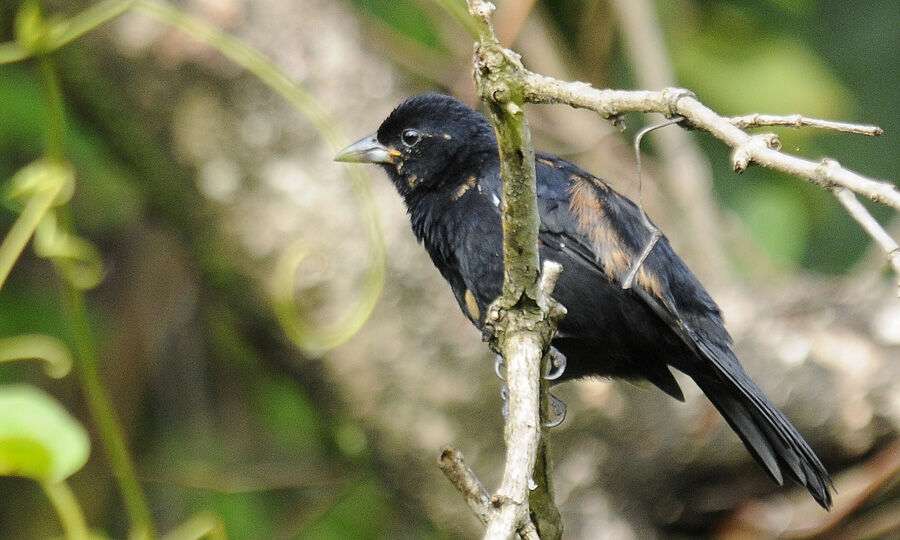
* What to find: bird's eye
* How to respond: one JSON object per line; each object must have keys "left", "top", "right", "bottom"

{"left": 401, "top": 129, "right": 422, "bottom": 148}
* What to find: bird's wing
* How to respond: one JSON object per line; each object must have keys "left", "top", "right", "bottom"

{"left": 534, "top": 154, "right": 833, "bottom": 505}
{"left": 533, "top": 153, "right": 734, "bottom": 370}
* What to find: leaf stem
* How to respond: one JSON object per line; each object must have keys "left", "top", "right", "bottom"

{"left": 42, "top": 481, "right": 91, "bottom": 540}
{"left": 62, "top": 285, "right": 157, "bottom": 538}
{"left": 36, "top": 55, "right": 65, "bottom": 162}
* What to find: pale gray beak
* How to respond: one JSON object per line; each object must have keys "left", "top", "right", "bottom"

{"left": 334, "top": 133, "right": 400, "bottom": 164}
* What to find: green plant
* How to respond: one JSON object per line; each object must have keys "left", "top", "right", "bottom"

{"left": 0, "top": 1, "right": 384, "bottom": 537}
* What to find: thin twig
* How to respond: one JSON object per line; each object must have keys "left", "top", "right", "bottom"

{"left": 537, "top": 261, "right": 565, "bottom": 316}
{"left": 832, "top": 187, "right": 900, "bottom": 294}
{"left": 609, "top": 0, "right": 729, "bottom": 278}
{"left": 438, "top": 446, "right": 494, "bottom": 526}
{"left": 517, "top": 76, "right": 897, "bottom": 209}
{"left": 621, "top": 118, "right": 681, "bottom": 290}
{"left": 438, "top": 446, "right": 541, "bottom": 540}
{"left": 730, "top": 113, "right": 884, "bottom": 136}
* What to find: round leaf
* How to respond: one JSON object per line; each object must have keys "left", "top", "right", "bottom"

{"left": 0, "top": 385, "right": 90, "bottom": 482}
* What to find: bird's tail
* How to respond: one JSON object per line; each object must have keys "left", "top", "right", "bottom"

{"left": 695, "top": 374, "right": 834, "bottom": 509}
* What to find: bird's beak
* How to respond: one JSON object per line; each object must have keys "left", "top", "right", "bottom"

{"left": 334, "top": 133, "right": 400, "bottom": 164}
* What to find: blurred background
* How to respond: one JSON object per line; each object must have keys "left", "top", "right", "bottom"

{"left": 0, "top": 0, "right": 898, "bottom": 538}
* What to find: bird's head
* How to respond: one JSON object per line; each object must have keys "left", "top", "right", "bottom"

{"left": 335, "top": 93, "right": 496, "bottom": 198}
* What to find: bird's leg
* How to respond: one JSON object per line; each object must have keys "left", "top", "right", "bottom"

{"left": 544, "top": 346, "right": 566, "bottom": 381}
{"left": 498, "top": 353, "right": 567, "bottom": 426}
{"left": 545, "top": 347, "right": 568, "bottom": 427}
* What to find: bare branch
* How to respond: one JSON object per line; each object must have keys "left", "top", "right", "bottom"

{"left": 832, "top": 187, "right": 900, "bottom": 294}
{"left": 480, "top": 317, "right": 542, "bottom": 540}
{"left": 515, "top": 73, "right": 900, "bottom": 283}
{"left": 537, "top": 261, "right": 565, "bottom": 317}
{"left": 518, "top": 76, "right": 898, "bottom": 209}
{"left": 438, "top": 446, "right": 494, "bottom": 526}
{"left": 729, "top": 113, "right": 884, "bottom": 136}
{"left": 460, "top": 3, "right": 567, "bottom": 539}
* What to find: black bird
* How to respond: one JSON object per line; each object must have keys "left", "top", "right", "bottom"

{"left": 335, "top": 93, "right": 833, "bottom": 509}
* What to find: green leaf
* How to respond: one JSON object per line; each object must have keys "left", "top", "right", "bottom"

{"left": 0, "top": 385, "right": 90, "bottom": 482}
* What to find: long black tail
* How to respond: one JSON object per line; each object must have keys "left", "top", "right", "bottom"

{"left": 695, "top": 375, "right": 834, "bottom": 509}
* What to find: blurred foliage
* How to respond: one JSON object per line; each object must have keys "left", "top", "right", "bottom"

{"left": 349, "top": 0, "right": 445, "bottom": 51}
{"left": 0, "top": 0, "right": 896, "bottom": 538}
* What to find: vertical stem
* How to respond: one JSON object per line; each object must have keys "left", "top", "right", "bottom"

{"left": 484, "top": 331, "right": 543, "bottom": 540}
{"left": 42, "top": 481, "right": 91, "bottom": 540}
{"left": 62, "top": 286, "right": 157, "bottom": 538}
{"left": 466, "top": 2, "right": 564, "bottom": 538}
{"left": 36, "top": 55, "right": 65, "bottom": 162}
{"left": 31, "top": 24, "right": 156, "bottom": 536}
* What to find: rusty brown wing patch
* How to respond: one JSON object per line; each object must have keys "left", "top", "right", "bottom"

{"left": 464, "top": 289, "right": 481, "bottom": 322}
{"left": 566, "top": 174, "right": 666, "bottom": 302}
{"left": 636, "top": 266, "right": 665, "bottom": 304}
{"left": 567, "top": 175, "right": 630, "bottom": 280}
{"left": 537, "top": 157, "right": 563, "bottom": 168}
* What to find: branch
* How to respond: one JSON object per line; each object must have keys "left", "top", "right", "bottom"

{"left": 609, "top": 0, "right": 729, "bottom": 278}
{"left": 439, "top": 4, "right": 567, "bottom": 538}
{"left": 832, "top": 188, "right": 900, "bottom": 291}
{"left": 729, "top": 113, "right": 884, "bottom": 136}
{"left": 519, "top": 77, "right": 895, "bottom": 204}
{"left": 439, "top": 446, "right": 494, "bottom": 526}
{"left": 438, "top": 446, "right": 540, "bottom": 540}
{"left": 515, "top": 74, "right": 899, "bottom": 285}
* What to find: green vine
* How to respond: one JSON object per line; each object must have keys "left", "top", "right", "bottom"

{"left": 0, "top": 334, "right": 72, "bottom": 378}
{"left": 0, "top": 0, "right": 388, "bottom": 537}
{"left": 131, "top": 0, "right": 385, "bottom": 355}
{"left": 42, "top": 481, "right": 91, "bottom": 540}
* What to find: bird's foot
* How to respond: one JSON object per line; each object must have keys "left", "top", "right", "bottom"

{"left": 545, "top": 347, "right": 567, "bottom": 381}
{"left": 499, "top": 384, "right": 568, "bottom": 428}
{"left": 494, "top": 354, "right": 506, "bottom": 381}
{"left": 546, "top": 393, "right": 567, "bottom": 428}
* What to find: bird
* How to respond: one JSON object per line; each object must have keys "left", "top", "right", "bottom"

{"left": 335, "top": 92, "right": 833, "bottom": 509}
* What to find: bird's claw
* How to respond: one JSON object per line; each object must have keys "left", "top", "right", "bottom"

{"left": 544, "top": 347, "right": 566, "bottom": 381}
{"left": 494, "top": 354, "right": 506, "bottom": 381}
{"left": 545, "top": 393, "right": 567, "bottom": 428}
{"left": 500, "top": 384, "right": 567, "bottom": 428}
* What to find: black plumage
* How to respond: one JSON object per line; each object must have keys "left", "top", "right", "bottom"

{"left": 335, "top": 93, "right": 833, "bottom": 508}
